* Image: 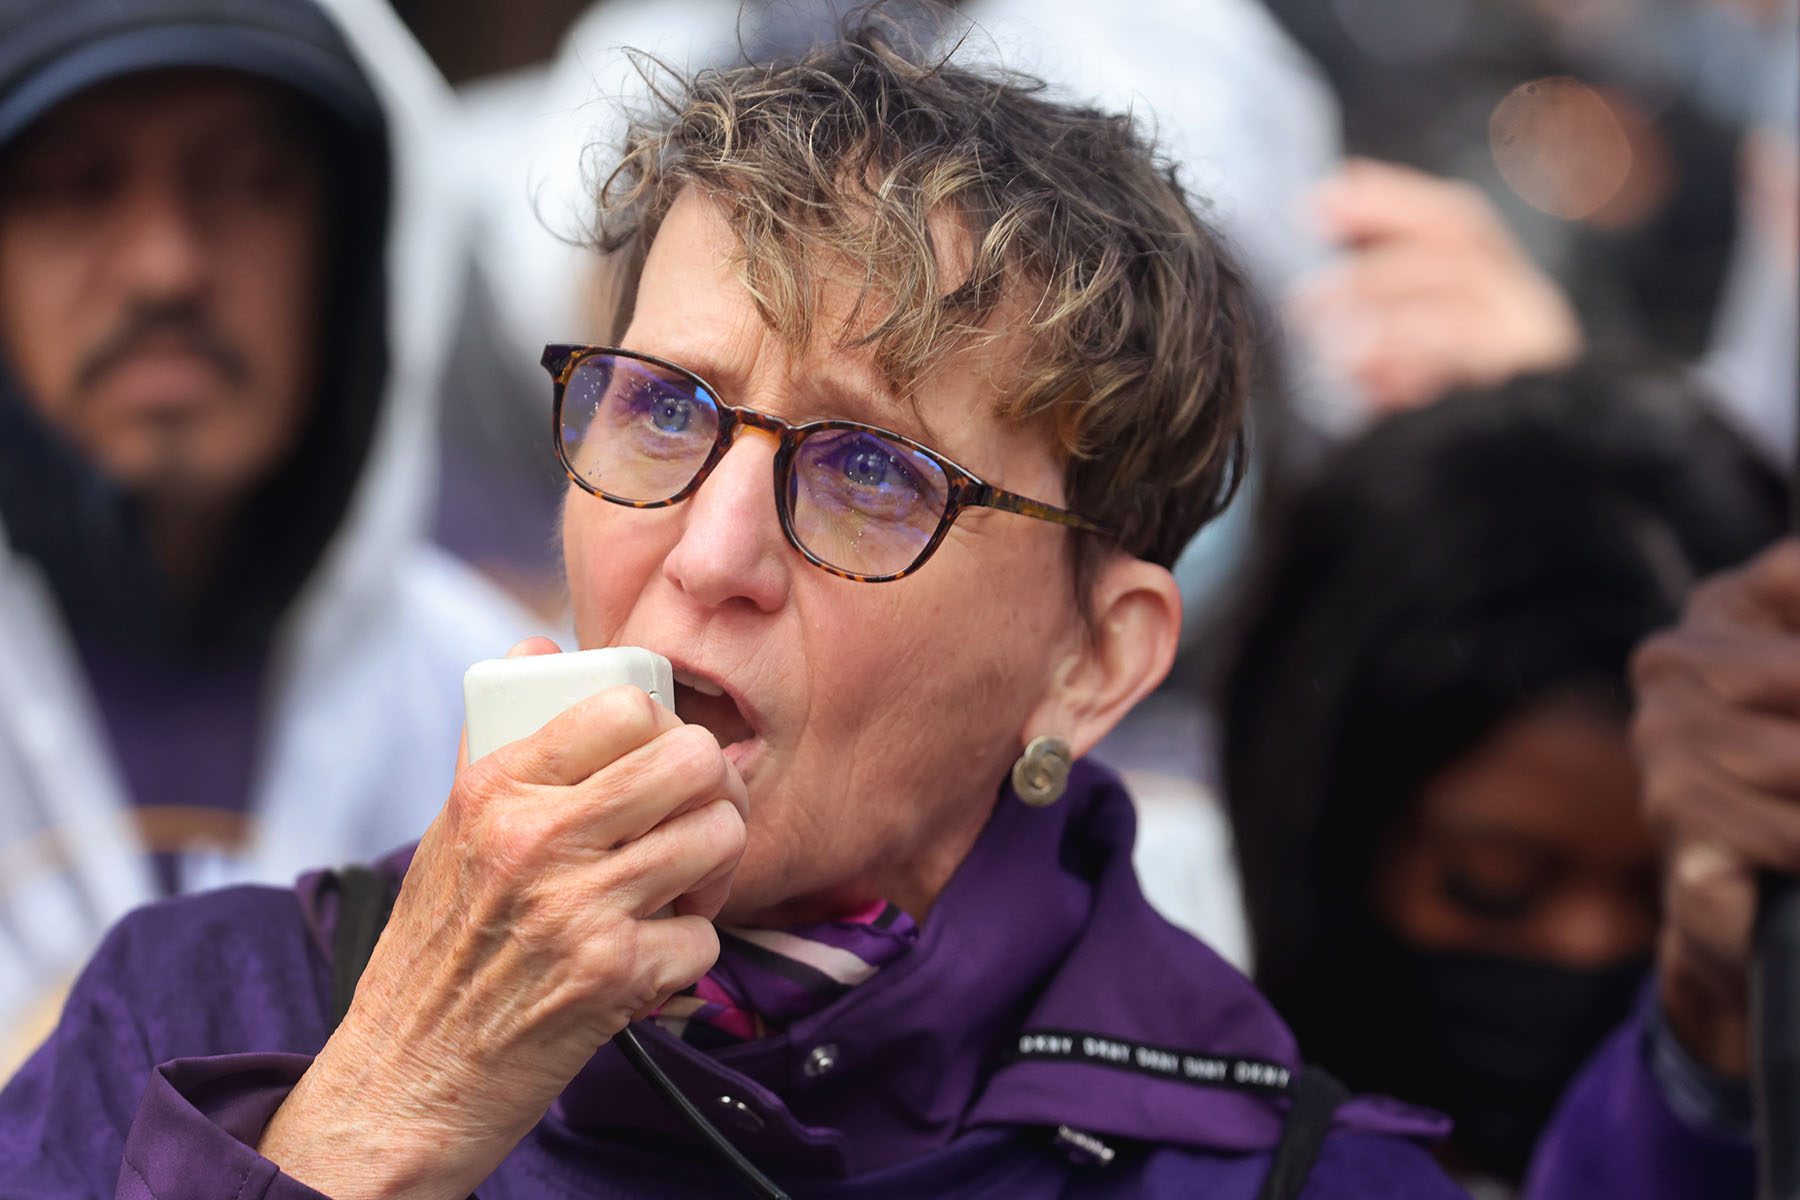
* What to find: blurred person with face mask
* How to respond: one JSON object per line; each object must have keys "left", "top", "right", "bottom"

{"left": 1220, "top": 368, "right": 1787, "bottom": 1195}
{"left": 0, "top": 0, "right": 532, "bottom": 1072}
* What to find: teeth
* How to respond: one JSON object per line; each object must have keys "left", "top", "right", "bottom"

{"left": 673, "top": 669, "right": 725, "bottom": 698}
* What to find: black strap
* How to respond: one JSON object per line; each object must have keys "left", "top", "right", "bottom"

{"left": 1254, "top": 1065, "right": 1350, "bottom": 1200}
{"left": 328, "top": 864, "right": 397, "bottom": 1032}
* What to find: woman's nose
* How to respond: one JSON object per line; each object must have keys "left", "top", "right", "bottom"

{"left": 661, "top": 429, "right": 793, "bottom": 613}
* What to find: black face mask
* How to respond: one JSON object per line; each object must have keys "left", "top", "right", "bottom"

{"left": 1387, "top": 947, "right": 1649, "bottom": 1183}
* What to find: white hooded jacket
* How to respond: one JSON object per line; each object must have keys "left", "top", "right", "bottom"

{"left": 0, "top": 0, "right": 536, "bottom": 1065}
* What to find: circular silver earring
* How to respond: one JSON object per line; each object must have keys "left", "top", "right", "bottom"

{"left": 1012, "top": 735, "right": 1072, "bottom": 807}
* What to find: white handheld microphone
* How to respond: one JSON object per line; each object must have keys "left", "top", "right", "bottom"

{"left": 462, "top": 646, "right": 674, "bottom": 762}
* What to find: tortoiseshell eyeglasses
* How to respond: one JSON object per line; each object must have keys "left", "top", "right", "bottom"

{"left": 545, "top": 345, "right": 1110, "bottom": 583}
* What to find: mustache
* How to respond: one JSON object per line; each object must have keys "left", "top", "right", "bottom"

{"left": 76, "top": 303, "right": 251, "bottom": 392}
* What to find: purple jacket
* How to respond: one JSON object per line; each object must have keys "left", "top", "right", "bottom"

{"left": 1525, "top": 1008, "right": 1754, "bottom": 1199}
{"left": 1, "top": 761, "right": 1462, "bottom": 1198}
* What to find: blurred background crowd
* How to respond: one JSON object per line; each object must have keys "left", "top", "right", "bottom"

{"left": 0, "top": 0, "right": 1793, "bottom": 1195}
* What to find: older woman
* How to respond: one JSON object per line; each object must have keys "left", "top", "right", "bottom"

{"left": 0, "top": 26, "right": 1456, "bottom": 1200}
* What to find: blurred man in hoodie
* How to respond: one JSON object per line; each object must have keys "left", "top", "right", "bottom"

{"left": 0, "top": 0, "right": 532, "bottom": 1069}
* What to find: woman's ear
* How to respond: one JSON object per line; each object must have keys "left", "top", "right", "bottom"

{"left": 1024, "top": 554, "right": 1182, "bottom": 759}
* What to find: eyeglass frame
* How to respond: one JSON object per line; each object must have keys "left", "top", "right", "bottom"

{"left": 544, "top": 343, "right": 1112, "bottom": 583}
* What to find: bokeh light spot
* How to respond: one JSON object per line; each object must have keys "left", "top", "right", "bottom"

{"left": 1490, "top": 77, "right": 1634, "bottom": 221}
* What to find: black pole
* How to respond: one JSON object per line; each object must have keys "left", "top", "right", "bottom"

{"left": 1751, "top": 392, "right": 1800, "bottom": 1200}
{"left": 1756, "top": 878, "right": 1800, "bottom": 1200}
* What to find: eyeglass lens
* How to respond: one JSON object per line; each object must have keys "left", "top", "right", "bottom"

{"left": 561, "top": 353, "right": 954, "bottom": 578}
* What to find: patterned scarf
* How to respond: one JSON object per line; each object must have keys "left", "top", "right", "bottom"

{"left": 653, "top": 900, "right": 919, "bottom": 1048}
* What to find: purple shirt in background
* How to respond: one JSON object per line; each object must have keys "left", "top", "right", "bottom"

{"left": 77, "top": 643, "right": 266, "bottom": 893}
{"left": 0, "top": 761, "right": 1464, "bottom": 1198}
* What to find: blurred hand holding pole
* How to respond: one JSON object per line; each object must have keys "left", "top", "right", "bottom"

{"left": 1631, "top": 536, "right": 1800, "bottom": 1196}
{"left": 1752, "top": 285, "right": 1800, "bottom": 1200}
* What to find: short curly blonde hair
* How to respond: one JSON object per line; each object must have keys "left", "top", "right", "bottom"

{"left": 593, "top": 15, "right": 1253, "bottom": 571}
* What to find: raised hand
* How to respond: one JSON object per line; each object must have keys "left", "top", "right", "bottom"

{"left": 1293, "top": 158, "right": 1583, "bottom": 414}
{"left": 258, "top": 640, "right": 749, "bottom": 1200}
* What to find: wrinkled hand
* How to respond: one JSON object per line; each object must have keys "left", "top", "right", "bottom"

{"left": 1292, "top": 158, "right": 1583, "bottom": 413}
{"left": 258, "top": 639, "right": 748, "bottom": 1199}
{"left": 1632, "top": 541, "right": 1800, "bottom": 1076}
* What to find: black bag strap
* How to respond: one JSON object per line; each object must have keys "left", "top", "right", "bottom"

{"left": 328, "top": 864, "right": 398, "bottom": 1033}
{"left": 1254, "top": 1065, "right": 1350, "bottom": 1200}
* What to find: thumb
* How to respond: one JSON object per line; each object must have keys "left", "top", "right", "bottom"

{"left": 507, "top": 636, "right": 564, "bottom": 659}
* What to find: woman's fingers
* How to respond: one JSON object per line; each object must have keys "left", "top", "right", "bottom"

{"left": 444, "top": 714, "right": 744, "bottom": 915}
{"left": 616, "top": 916, "right": 727, "bottom": 1024}
{"left": 482, "top": 683, "right": 684, "bottom": 788}
{"left": 672, "top": 849, "right": 744, "bottom": 923}
{"left": 577, "top": 723, "right": 748, "bottom": 848}
{"left": 604, "top": 797, "right": 748, "bottom": 919}
{"left": 635, "top": 914, "right": 726, "bottom": 1002}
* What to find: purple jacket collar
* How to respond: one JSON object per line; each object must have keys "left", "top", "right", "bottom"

{"left": 300, "top": 759, "right": 1445, "bottom": 1179}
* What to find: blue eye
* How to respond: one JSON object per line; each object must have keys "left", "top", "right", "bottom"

{"left": 840, "top": 441, "right": 909, "bottom": 490}
{"left": 646, "top": 391, "right": 696, "bottom": 433}
{"left": 613, "top": 376, "right": 710, "bottom": 438}
{"left": 796, "top": 429, "right": 946, "bottom": 523}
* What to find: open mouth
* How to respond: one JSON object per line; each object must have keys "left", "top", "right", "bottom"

{"left": 672, "top": 667, "right": 758, "bottom": 765}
